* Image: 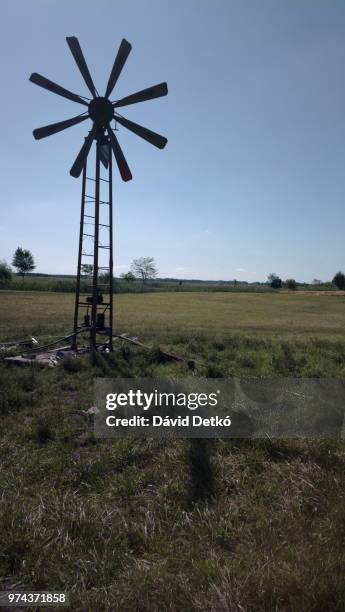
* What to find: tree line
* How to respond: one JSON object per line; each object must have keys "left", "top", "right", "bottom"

{"left": 267, "top": 272, "right": 345, "bottom": 290}
{"left": 0, "top": 250, "right": 158, "bottom": 284}
{"left": 2, "top": 248, "right": 345, "bottom": 290}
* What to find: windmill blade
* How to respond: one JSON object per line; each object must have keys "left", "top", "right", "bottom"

{"left": 29, "top": 73, "right": 88, "bottom": 106}
{"left": 115, "top": 115, "right": 167, "bottom": 149}
{"left": 113, "top": 82, "right": 168, "bottom": 108}
{"left": 107, "top": 126, "right": 132, "bottom": 182}
{"left": 105, "top": 39, "right": 132, "bottom": 99}
{"left": 70, "top": 124, "right": 97, "bottom": 178}
{"left": 33, "top": 114, "right": 89, "bottom": 140}
{"left": 66, "top": 37, "right": 97, "bottom": 98}
{"left": 99, "top": 144, "right": 109, "bottom": 169}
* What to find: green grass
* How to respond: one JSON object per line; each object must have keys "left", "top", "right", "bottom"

{"left": 1, "top": 290, "right": 345, "bottom": 610}
{"left": 1, "top": 289, "right": 345, "bottom": 342}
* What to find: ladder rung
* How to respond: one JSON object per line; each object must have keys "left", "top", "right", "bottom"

{"left": 83, "top": 224, "right": 110, "bottom": 228}
{"left": 85, "top": 196, "right": 109, "bottom": 204}
{"left": 84, "top": 214, "right": 95, "bottom": 219}
{"left": 83, "top": 233, "right": 94, "bottom": 238}
{"left": 82, "top": 253, "right": 93, "bottom": 257}
{"left": 77, "top": 301, "right": 111, "bottom": 307}
{"left": 86, "top": 176, "right": 110, "bottom": 183}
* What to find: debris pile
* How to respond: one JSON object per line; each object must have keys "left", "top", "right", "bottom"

{"left": 4, "top": 348, "right": 81, "bottom": 368}
{"left": 1, "top": 332, "right": 190, "bottom": 369}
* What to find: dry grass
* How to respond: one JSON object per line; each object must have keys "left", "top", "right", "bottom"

{"left": 1, "top": 290, "right": 345, "bottom": 342}
{"left": 1, "top": 291, "right": 345, "bottom": 610}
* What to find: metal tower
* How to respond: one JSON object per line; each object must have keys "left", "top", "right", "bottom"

{"left": 72, "top": 133, "right": 114, "bottom": 350}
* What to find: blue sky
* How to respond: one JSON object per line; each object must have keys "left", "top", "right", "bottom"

{"left": 1, "top": 0, "right": 345, "bottom": 282}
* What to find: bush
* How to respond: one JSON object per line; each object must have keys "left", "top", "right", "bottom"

{"left": 0, "top": 260, "right": 12, "bottom": 287}
{"left": 332, "top": 271, "right": 345, "bottom": 290}
{"left": 267, "top": 273, "right": 282, "bottom": 289}
{"left": 285, "top": 278, "right": 297, "bottom": 290}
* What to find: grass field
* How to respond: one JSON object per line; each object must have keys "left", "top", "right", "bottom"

{"left": 1, "top": 289, "right": 345, "bottom": 341}
{"left": 1, "top": 290, "right": 345, "bottom": 611}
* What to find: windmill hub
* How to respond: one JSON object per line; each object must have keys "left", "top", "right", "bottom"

{"left": 88, "top": 97, "right": 114, "bottom": 126}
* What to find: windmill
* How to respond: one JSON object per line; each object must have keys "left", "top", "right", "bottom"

{"left": 30, "top": 37, "right": 168, "bottom": 351}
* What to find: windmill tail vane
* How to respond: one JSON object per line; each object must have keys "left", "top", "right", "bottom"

{"left": 29, "top": 36, "right": 168, "bottom": 180}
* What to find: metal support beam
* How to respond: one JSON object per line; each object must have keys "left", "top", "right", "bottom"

{"left": 108, "top": 139, "right": 114, "bottom": 350}
{"left": 90, "top": 137, "right": 101, "bottom": 350}
{"left": 72, "top": 157, "right": 87, "bottom": 348}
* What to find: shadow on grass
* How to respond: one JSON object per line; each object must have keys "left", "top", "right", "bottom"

{"left": 187, "top": 439, "right": 215, "bottom": 504}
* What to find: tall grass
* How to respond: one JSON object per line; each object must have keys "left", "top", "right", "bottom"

{"left": 1, "top": 336, "right": 345, "bottom": 610}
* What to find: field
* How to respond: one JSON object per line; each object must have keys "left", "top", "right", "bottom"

{"left": 1, "top": 289, "right": 345, "bottom": 341}
{"left": 1, "top": 290, "right": 345, "bottom": 611}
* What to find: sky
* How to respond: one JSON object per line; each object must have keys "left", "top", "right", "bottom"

{"left": 1, "top": 0, "right": 345, "bottom": 282}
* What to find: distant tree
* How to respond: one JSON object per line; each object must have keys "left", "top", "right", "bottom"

{"left": 267, "top": 273, "right": 282, "bottom": 289}
{"left": 81, "top": 264, "right": 93, "bottom": 276}
{"left": 121, "top": 271, "right": 136, "bottom": 282}
{"left": 12, "top": 247, "right": 35, "bottom": 279}
{"left": 332, "top": 271, "right": 345, "bottom": 290}
{"left": 312, "top": 278, "right": 322, "bottom": 286}
{"left": 99, "top": 271, "right": 110, "bottom": 283}
{"left": 285, "top": 278, "right": 297, "bottom": 290}
{"left": 0, "top": 260, "right": 12, "bottom": 284}
{"left": 131, "top": 257, "right": 158, "bottom": 283}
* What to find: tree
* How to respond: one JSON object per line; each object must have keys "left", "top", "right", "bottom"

{"left": 12, "top": 247, "right": 35, "bottom": 279}
{"left": 99, "top": 271, "right": 110, "bottom": 283}
{"left": 332, "top": 271, "right": 345, "bottom": 290}
{"left": 312, "top": 278, "right": 322, "bottom": 286}
{"left": 0, "top": 260, "right": 12, "bottom": 284}
{"left": 285, "top": 278, "right": 297, "bottom": 290}
{"left": 267, "top": 273, "right": 282, "bottom": 289}
{"left": 131, "top": 257, "right": 158, "bottom": 283}
{"left": 120, "top": 271, "right": 136, "bottom": 282}
{"left": 81, "top": 264, "right": 93, "bottom": 276}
